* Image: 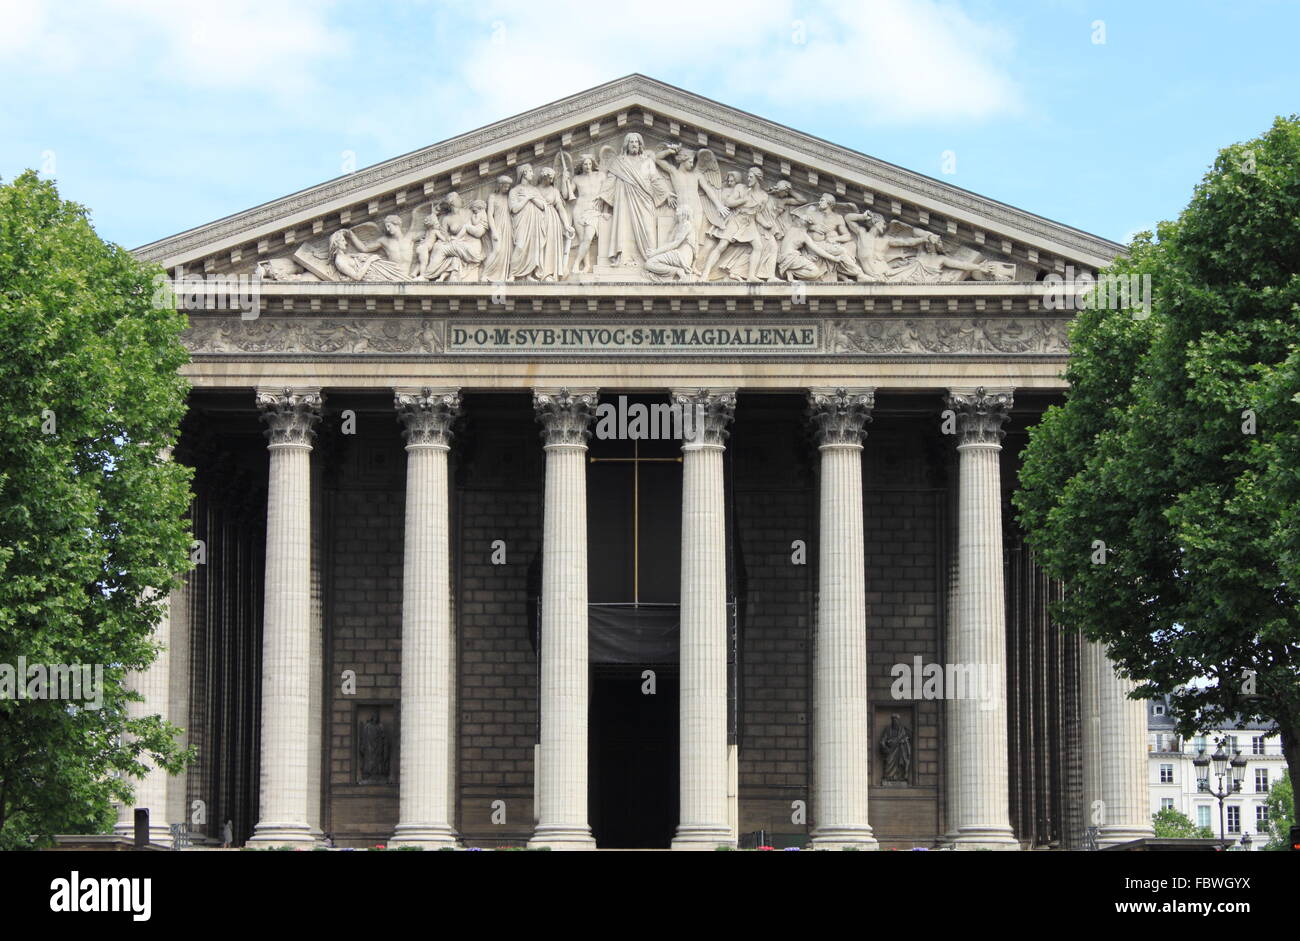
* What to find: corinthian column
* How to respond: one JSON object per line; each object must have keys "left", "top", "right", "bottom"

{"left": 671, "top": 389, "right": 736, "bottom": 850}
{"left": 529, "top": 389, "right": 598, "bottom": 849}
{"left": 390, "top": 388, "right": 461, "bottom": 848}
{"left": 945, "top": 387, "right": 1018, "bottom": 849}
{"left": 249, "top": 388, "right": 322, "bottom": 845}
{"left": 807, "top": 389, "right": 878, "bottom": 849}
{"left": 1085, "top": 641, "right": 1155, "bottom": 847}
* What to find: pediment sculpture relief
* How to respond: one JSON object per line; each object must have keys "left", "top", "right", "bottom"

{"left": 254, "top": 133, "right": 1018, "bottom": 286}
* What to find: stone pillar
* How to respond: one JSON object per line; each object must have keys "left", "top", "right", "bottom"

{"left": 1079, "top": 638, "right": 1104, "bottom": 845}
{"left": 391, "top": 388, "right": 461, "bottom": 847}
{"left": 1086, "top": 641, "right": 1154, "bottom": 846}
{"left": 164, "top": 575, "right": 192, "bottom": 834}
{"left": 307, "top": 442, "right": 325, "bottom": 840}
{"left": 941, "top": 460, "right": 961, "bottom": 843}
{"left": 807, "top": 389, "right": 878, "bottom": 849}
{"left": 529, "top": 389, "right": 598, "bottom": 849}
{"left": 249, "top": 388, "right": 322, "bottom": 845}
{"left": 114, "top": 593, "right": 177, "bottom": 844}
{"left": 945, "top": 387, "right": 1019, "bottom": 849}
{"left": 114, "top": 445, "right": 182, "bottom": 845}
{"left": 671, "top": 390, "right": 736, "bottom": 850}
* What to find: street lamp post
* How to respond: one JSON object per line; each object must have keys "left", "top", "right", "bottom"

{"left": 1193, "top": 737, "right": 1247, "bottom": 846}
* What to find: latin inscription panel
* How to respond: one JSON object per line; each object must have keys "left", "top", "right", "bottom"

{"left": 447, "top": 321, "right": 821, "bottom": 354}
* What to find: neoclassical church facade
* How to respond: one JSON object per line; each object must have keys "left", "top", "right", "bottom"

{"left": 118, "top": 76, "right": 1152, "bottom": 849}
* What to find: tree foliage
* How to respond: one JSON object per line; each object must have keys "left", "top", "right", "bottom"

{"left": 1151, "top": 807, "right": 1213, "bottom": 840}
{"left": 1014, "top": 117, "right": 1300, "bottom": 824}
{"left": 1261, "top": 771, "right": 1294, "bottom": 850}
{"left": 0, "top": 170, "right": 194, "bottom": 848}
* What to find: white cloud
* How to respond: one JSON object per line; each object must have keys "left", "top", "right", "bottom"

{"left": 0, "top": 0, "right": 349, "bottom": 100}
{"left": 1, "top": 0, "right": 1020, "bottom": 134}
{"left": 434, "top": 0, "right": 1023, "bottom": 128}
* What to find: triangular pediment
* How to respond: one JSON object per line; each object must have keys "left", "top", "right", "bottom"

{"left": 135, "top": 75, "right": 1122, "bottom": 286}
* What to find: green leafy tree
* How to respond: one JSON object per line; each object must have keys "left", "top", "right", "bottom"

{"left": 1261, "top": 771, "right": 1294, "bottom": 850}
{"left": 0, "top": 170, "right": 194, "bottom": 848}
{"left": 1014, "top": 116, "right": 1300, "bottom": 827}
{"left": 1151, "top": 807, "right": 1213, "bottom": 839}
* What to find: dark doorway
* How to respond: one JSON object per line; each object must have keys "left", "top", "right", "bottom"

{"left": 586, "top": 404, "right": 682, "bottom": 847}
{"left": 589, "top": 665, "right": 678, "bottom": 848}
{"left": 587, "top": 430, "right": 682, "bottom": 605}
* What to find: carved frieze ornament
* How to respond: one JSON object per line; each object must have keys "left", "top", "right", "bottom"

{"left": 256, "top": 388, "right": 323, "bottom": 447}
{"left": 533, "top": 389, "right": 599, "bottom": 446}
{"left": 833, "top": 319, "right": 1068, "bottom": 355}
{"left": 395, "top": 388, "right": 461, "bottom": 447}
{"left": 807, "top": 388, "right": 875, "bottom": 447}
{"left": 945, "top": 387, "right": 1014, "bottom": 446}
{"left": 182, "top": 318, "right": 443, "bottom": 355}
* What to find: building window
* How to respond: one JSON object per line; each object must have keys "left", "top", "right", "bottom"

{"left": 1252, "top": 736, "right": 1266, "bottom": 755}
{"left": 1161, "top": 798, "right": 1175, "bottom": 811}
{"left": 1226, "top": 735, "right": 1239, "bottom": 753}
{"left": 1226, "top": 806, "right": 1241, "bottom": 834}
{"left": 1256, "top": 805, "right": 1269, "bottom": 833}
{"left": 1153, "top": 703, "right": 1165, "bottom": 716}
{"left": 1255, "top": 768, "right": 1269, "bottom": 793}
{"left": 1194, "top": 735, "right": 1207, "bottom": 753}
{"left": 1159, "top": 764, "right": 1174, "bottom": 783}
{"left": 1197, "top": 805, "right": 1212, "bottom": 829}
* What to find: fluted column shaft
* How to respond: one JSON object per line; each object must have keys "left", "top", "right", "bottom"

{"left": 114, "top": 591, "right": 175, "bottom": 842}
{"left": 391, "top": 389, "right": 461, "bottom": 847}
{"left": 808, "top": 389, "right": 877, "bottom": 849}
{"left": 115, "top": 445, "right": 182, "bottom": 844}
{"left": 942, "top": 485, "right": 961, "bottom": 841}
{"left": 530, "top": 389, "right": 598, "bottom": 849}
{"left": 250, "top": 388, "right": 321, "bottom": 845}
{"left": 1088, "top": 641, "right": 1155, "bottom": 846}
{"left": 672, "top": 390, "right": 735, "bottom": 850}
{"left": 1080, "top": 638, "right": 1104, "bottom": 842}
{"left": 165, "top": 576, "right": 191, "bottom": 831}
{"left": 947, "top": 388, "right": 1018, "bottom": 849}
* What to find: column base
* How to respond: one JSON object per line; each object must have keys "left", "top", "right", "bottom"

{"left": 810, "top": 825, "right": 878, "bottom": 850}
{"left": 672, "top": 824, "right": 736, "bottom": 850}
{"left": 112, "top": 822, "right": 174, "bottom": 846}
{"left": 389, "top": 823, "right": 459, "bottom": 849}
{"left": 247, "top": 822, "right": 320, "bottom": 846}
{"left": 949, "top": 826, "right": 1020, "bottom": 850}
{"left": 1096, "top": 825, "right": 1155, "bottom": 848}
{"left": 528, "top": 825, "right": 596, "bottom": 850}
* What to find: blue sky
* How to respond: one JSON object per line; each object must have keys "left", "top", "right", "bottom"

{"left": 2, "top": 0, "right": 1296, "bottom": 250}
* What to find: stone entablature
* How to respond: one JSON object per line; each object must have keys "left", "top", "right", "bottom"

{"left": 182, "top": 315, "right": 1069, "bottom": 357}
{"left": 178, "top": 281, "right": 1082, "bottom": 360}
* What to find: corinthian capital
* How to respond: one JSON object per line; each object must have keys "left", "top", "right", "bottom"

{"left": 807, "top": 388, "right": 875, "bottom": 448}
{"left": 945, "top": 387, "right": 1014, "bottom": 446}
{"left": 672, "top": 389, "right": 736, "bottom": 448}
{"left": 534, "top": 388, "right": 599, "bottom": 447}
{"left": 256, "top": 388, "right": 323, "bottom": 448}
{"left": 395, "top": 388, "right": 461, "bottom": 447}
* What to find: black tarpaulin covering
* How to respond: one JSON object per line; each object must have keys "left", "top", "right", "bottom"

{"left": 588, "top": 604, "right": 680, "bottom": 664}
